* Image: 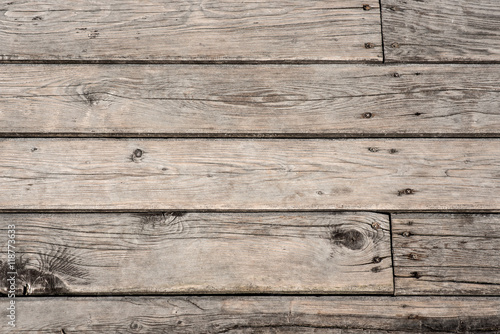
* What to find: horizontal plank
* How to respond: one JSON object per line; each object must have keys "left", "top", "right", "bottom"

{"left": 0, "top": 212, "right": 392, "bottom": 295}
{"left": 0, "top": 0, "right": 381, "bottom": 62}
{"left": 1, "top": 139, "right": 500, "bottom": 210}
{"left": 4, "top": 296, "right": 500, "bottom": 333}
{"left": 392, "top": 214, "right": 500, "bottom": 295}
{"left": 1, "top": 65, "right": 500, "bottom": 136}
{"left": 382, "top": 0, "right": 500, "bottom": 62}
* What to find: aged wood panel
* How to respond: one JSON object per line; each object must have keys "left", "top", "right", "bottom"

{"left": 382, "top": 0, "right": 500, "bottom": 62}
{"left": 3, "top": 296, "right": 500, "bottom": 333}
{"left": 1, "top": 64, "right": 500, "bottom": 136}
{"left": 0, "top": 0, "right": 381, "bottom": 62}
{"left": 393, "top": 214, "right": 500, "bottom": 295}
{"left": 0, "top": 212, "right": 392, "bottom": 295}
{"left": 1, "top": 139, "right": 500, "bottom": 210}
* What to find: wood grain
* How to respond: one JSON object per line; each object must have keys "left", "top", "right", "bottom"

{"left": 1, "top": 64, "right": 500, "bottom": 136}
{"left": 393, "top": 214, "right": 500, "bottom": 295}
{"left": 4, "top": 296, "right": 500, "bottom": 333}
{"left": 0, "top": 0, "right": 381, "bottom": 62}
{"left": 382, "top": 0, "right": 500, "bottom": 62}
{"left": 1, "top": 139, "right": 500, "bottom": 211}
{"left": 0, "top": 212, "right": 392, "bottom": 295}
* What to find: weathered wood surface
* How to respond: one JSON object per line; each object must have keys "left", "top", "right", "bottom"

{"left": 1, "top": 139, "right": 500, "bottom": 210}
{"left": 4, "top": 296, "right": 500, "bottom": 333}
{"left": 393, "top": 214, "right": 500, "bottom": 295}
{"left": 382, "top": 0, "right": 500, "bottom": 62}
{"left": 0, "top": 212, "right": 392, "bottom": 295}
{"left": 0, "top": 0, "right": 381, "bottom": 62}
{"left": 1, "top": 64, "right": 500, "bottom": 136}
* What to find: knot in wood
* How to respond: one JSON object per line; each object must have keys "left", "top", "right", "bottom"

{"left": 330, "top": 228, "right": 365, "bottom": 250}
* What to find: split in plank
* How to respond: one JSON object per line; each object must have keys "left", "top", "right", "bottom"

{"left": 4, "top": 296, "right": 500, "bottom": 333}
{"left": 0, "top": 0, "right": 381, "bottom": 62}
{"left": 1, "top": 139, "right": 500, "bottom": 210}
{"left": 0, "top": 212, "right": 392, "bottom": 295}
{"left": 382, "top": 0, "right": 500, "bottom": 62}
{"left": 1, "top": 64, "right": 500, "bottom": 136}
{"left": 393, "top": 213, "right": 500, "bottom": 295}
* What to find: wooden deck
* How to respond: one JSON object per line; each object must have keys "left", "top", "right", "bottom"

{"left": 1, "top": 0, "right": 499, "bottom": 333}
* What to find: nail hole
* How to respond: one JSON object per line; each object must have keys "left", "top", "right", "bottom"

{"left": 408, "top": 253, "right": 419, "bottom": 260}
{"left": 133, "top": 149, "right": 143, "bottom": 158}
{"left": 363, "top": 112, "right": 373, "bottom": 119}
{"left": 398, "top": 188, "right": 415, "bottom": 196}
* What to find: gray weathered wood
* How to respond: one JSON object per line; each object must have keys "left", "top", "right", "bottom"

{"left": 382, "top": 0, "right": 500, "bottom": 62}
{"left": 0, "top": 212, "right": 392, "bottom": 295}
{"left": 393, "top": 214, "right": 500, "bottom": 295}
{"left": 0, "top": 0, "right": 381, "bottom": 62}
{"left": 1, "top": 139, "right": 500, "bottom": 210}
{"left": 3, "top": 296, "right": 500, "bottom": 333}
{"left": 1, "top": 64, "right": 500, "bottom": 136}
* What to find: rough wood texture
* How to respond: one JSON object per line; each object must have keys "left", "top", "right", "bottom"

{"left": 393, "top": 214, "right": 500, "bottom": 295}
{"left": 4, "top": 296, "right": 500, "bottom": 333}
{"left": 0, "top": 212, "right": 392, "bottom": 295}
{"left": 1, "top": 139, "right": 500, "bottom": 210}
{"left": 1, "top": 64, "right": 500, "bottom": 136}
{"left": 382, "top": 0, "right": 500, "bottom": 62}
{"left": 0, "top": 0, "right": 381, "bottom": 62}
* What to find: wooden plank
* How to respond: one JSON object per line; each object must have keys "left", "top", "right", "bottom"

{"left": 382, "top": 0, "right": 500, "bottom": 62}
{"left": 3, "top": 296, "right": 500, "bottom": 333}
{"left": 0, "top": 212, "right": 392, "bottom": 295}
{"left": 0, "top": 0, "right": 381, "bottom": 62}
{"left": 1, "top": 64, "right": 500, "bottom": 136}
{"left": 393, "top": 214, "right": 500, "bottom": 295}
{"left": 1, "top": 139, "right": 500, "bottom": 211}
